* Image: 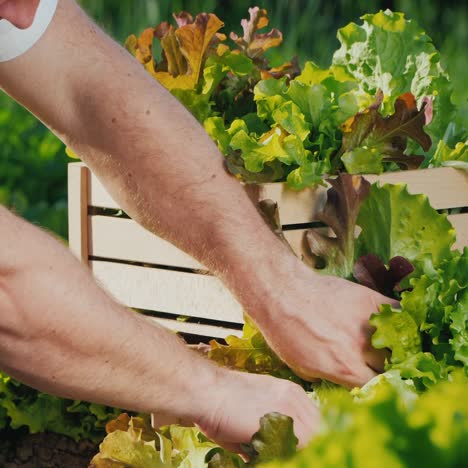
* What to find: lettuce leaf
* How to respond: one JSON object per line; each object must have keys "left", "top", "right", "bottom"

{"left": 356, "top": 183, "right": 455, "bottom": 267}
{"left": 432, "top": 140, "right": 468, "bottom": 169}
{"left": 370, "top": 249, "right": 468, "bottom": 389}
{"left": 241, "top": 413, "right": 298, "bottom": 465}
{"left": 0, "top": 372, "right": 119, "bottom": 442}
{"left": 208, "top": 316, "right": 301, "bottom": 384}
{"left": 261, "top": 373, "right": 468, "bottom": 468}
{"left": 304, "top": 174, "right": 370, "bottom": 277}
{"left": 340, "top": 91, "right": 431, "bottom": 174}
{"left": 332, "top": 10, "right": 457, "bottom": 146}
{"left": 353, "top": 254, "right": 414, "bottom": 296}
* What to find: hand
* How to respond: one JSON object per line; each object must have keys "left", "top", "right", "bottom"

{"left": 251, "top": 260, "right": 399, "bottom": 388}
{"left": 196, "top": 370, "right": 319, "bottom": 453}
{"left": 152, "top": 367, "right": 319, "bottom": 454}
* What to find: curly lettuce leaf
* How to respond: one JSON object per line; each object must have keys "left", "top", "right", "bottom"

{"left": 304, "top": 174, "right": 370, "bottom": 277}
{"left": 208, "top": 316, "right": 300, "bottom": 383}
{"left": 370, "top": 249, "right": 467, "bottom": 388}
{"left": 332, "top": 10, "right": 456, "bottom": 145}
{"left": 91, "top": 415, "right": 226, "bottom": 468}
{"left": 242, "top": 413, "right": 298, "bottom": 465}
{"left": 127, "top": 14, "right": 224, "bottom": 92}
{"left": 356, "top": 183, "right": 455, "bottom": 267}
{"left": 0, "top": 373, "right": 119, "bottom": 442}
{"left": 89, "top": 415, "right": 171, "bottom": 467}
{"left": 371, "top": 304, "right": 422, "bottom": 364}
{"left": 261, "top": 374, "right": 468, "bottom": 468}
{"left": 340, "top": 91, "right": 431, "bottom": 173}
{"left": 450, "top": 290, "right": 468, "bottom": 367}
{"left": 230, "top": 7, "right": 282, "bottom": 65}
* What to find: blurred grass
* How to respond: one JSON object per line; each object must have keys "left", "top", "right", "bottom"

{"left": 0, "top": 0, "right": 466, "bottom": 237}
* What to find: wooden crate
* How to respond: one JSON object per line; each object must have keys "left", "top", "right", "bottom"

{"left": 68, "top": 163, "right": 468, "bottom": 340}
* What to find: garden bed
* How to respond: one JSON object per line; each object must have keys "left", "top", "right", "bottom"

{"left": 0, "top": 429, "right": 97, "bottom": 468}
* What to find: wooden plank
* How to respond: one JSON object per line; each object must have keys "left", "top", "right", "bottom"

{"left": 68, "top": 164, "right": 89, "bottom": 264}
{"left": 89, "top": 215, "right": 205, "bottom": 269}
{"left": 145, "top": 316, "right": 242, "bottom": 339}
{"left": 86, "top": 165, "right": 468, "bottom": 224}
{"left": 89, "top": 215, "right": 318, "bottom": 267}
{"left": 366, "top": 168, "right": 468, "bottom": 210}
{"left": 449, "top": 213, "right": 468, "bottom": 249}
{"left": 90, "top": 212, "right": 468, "bottom": 266}
{"left": 91, "top": 260, "right": 244, "bottom": 324}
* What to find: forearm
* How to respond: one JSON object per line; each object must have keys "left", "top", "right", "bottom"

{"left": 0, "top": 0, "right": 301, "bottom": 316}
{"left": 0, "top": 206, "right": 216, "bottom": 421}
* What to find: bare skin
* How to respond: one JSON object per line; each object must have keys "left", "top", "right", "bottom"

{"left": 0, "top": 206, "right": 318, "bottom": 449}
{"left": 0, "top": 0, "right": 395, "bottom": 448}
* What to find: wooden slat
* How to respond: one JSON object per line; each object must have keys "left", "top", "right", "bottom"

{"left": 449, "top": 213, "right": 468, "bottom": 249}
{"left": 89, "top": 215, "right": 205, "bottom": 269}
{"left": 68, "top": 164, "right": 89, "bottom": 263}
{"left": 84, "top": 163, "right": 468, "bottom": 224}
{"left": 90, "top": 215, "right": 316, "bottom": 268}
{"left": 146, "top": 316, "right": 242, "bottom": 339}
{"left": 365, "top": 168, "right": 468, "bottom": 210}
{"left": 91, "top": 260, "right": 243, "bottom": 324}
{"left": 90, "top": 211, "right": 467, "bottom": 268}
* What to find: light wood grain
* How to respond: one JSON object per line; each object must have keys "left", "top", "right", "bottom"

{"left": 91, "top": 260, "right": 244, "bottom": 324}
{"left": 89, "top": 215, "right": 205, "bottom": 269}
{"left": 82, "top": 163, "right": 468, "bottom": 224}
{"left": 449, "top": 213, "right": 468, "bottom": 249}
{"left": 68, "top": 164, "right": 89, "bottom": 264}
{"left": 89, "top": 215, "right": 319, "bottom": 268}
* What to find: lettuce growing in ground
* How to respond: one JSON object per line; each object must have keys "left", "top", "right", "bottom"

{"left": 262, "top": 373, "right": 468, "bottom": 468}
{"left": 0, "top": 372, "right": 120, "bottom": 442}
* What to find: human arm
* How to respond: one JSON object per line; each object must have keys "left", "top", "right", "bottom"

{"left": 0, "top": 0, "right": 396, "bottom": 387}
{"left": 0, "top": 205, "right": 318, "bottom": 447}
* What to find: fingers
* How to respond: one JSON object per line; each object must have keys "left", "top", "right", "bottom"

{"left": 317, "top": 363, "right": 378, "bottom": 389}
{"left": 337, "top": 366, "right": 378, "bottom": 389}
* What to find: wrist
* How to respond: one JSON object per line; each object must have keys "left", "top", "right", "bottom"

{"left": 151, "top": 352, "right": 226, "bottom": 428}
{"left": 222, "top": 244, "right": 317, "bottom": 326}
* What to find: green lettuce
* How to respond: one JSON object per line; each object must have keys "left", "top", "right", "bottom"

{"left": 339, "top": 91, "right": 431, "bottom": 174}
{"left": 356, "top": 183, "right": 455, "bottom": 267}
{"left": 0, "top": 372, "right": 120, "bottom": 442}
{"left": 208, "top": 316, "right": 302, "bottom": 384}
{"left": 370, "top": 249, "right": 468, "bottom": 389}
{"left": 333, "top": 9, "right": 457, "bottom": 146}
{"left": 432, "top": 140, "right": 468, "bottom": 169}
{"left": 261, "top": 373, "right": 468, "bottom": 468}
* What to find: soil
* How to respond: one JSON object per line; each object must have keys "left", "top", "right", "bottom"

{"left": 0, "top": 429, "right": 98, "bottom": 468}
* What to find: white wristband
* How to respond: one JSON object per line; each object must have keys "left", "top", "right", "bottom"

{"left": 0, "top": 0, "right": 58, "bottom": 63}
